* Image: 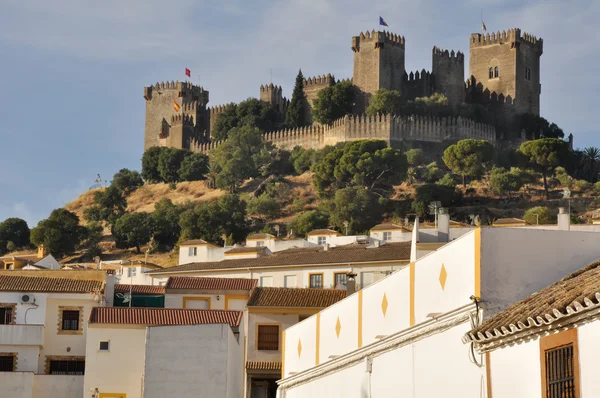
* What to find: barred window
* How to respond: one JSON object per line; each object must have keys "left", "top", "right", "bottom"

{"left": 544, "top": 344, "right": 575, "bottom": 398}
{"left": 257, "top": 325, "right": 279, "bottom": 351}
{"left": 0, "top": 306, "right": 14, "bottom": 325}
{"left": 0, "top": 355, "right": 15, "bottom": 372}
{"left": 62, "top": 310, "right": 80, "bottom": 331}
{"left": 334, "top": 273, "right": 347, "bottom": 287}
{"left": 309, "top": 274, "right": 323, "bottom": 288}
{"left": 49, "top": 359, "right": 85, "bottom": 375}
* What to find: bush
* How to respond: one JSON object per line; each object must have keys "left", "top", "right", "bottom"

{"left": 422, "top": 162, "right": 442, "bottom": 183}
{"left": 489, "top": 167, "right": 525, "bottom": 196}
{"left": 405, "top": 149, "right": 425, "bottom": 166}
{"left": 291, "top": 197, "right": 308, "bottom": 212}
{"left": 554, "top": 166, "right": 572, "bottom": 187}
{"left": 411, "top": 184, "right": 457, "bottom": 218}
{"left": 436, "top": 174, "right": 457, "bottom": 189}
{"left": 573, "top": 179, "right": 592, "bottom": 192}
{"left": 287, "top": 210, "right": 329, "bottom": 237}
{"left": 326, "top": 186, "right": 383, "bottom": 234}
{"left": 247, "top": 194, "right": 281, "bottom": 221}
{"left": 178, "top": 153, "right": 209, "bottom": 181}
{"left": 290, "top": 147, "right": 316, "bottom": 175}
{"left": 594, "top": 181, "right": 600, "bottom": 194}
{"left": 523, "top": 206, "right": 556, "bottom": 225}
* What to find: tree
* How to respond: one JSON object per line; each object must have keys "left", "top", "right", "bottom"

{"left": 151, "top": 199, "right": 183, "bottom": 250}
{"left": 211, "top": 103, "right": 239, "bottom": 141}
{"left": 113, "top": 212, "right": 153, "bottom": 253}
{"left": 80, "top": 222, "right": 103, "bottom": 258}
{"left": 312, "top": 81, "right": 356, "bottom": 125}
{"left": 178, "top": 152, "right": 209, "bottom": 181}
{"left": 365, "top": 89, "right": 402, "bottom": 116}
{"left": 290, "top": 147, "right": 316, "bottom": 175}
{"left": 312, "top": 140, "right": 407, "bottom": 197}
{"left": 247, "top": 194, "right": 280, "bottom": 220}
{"left": 519, "top": 138, "right": 569, "bottom": 199}
{"left": 112, "top": 168, "right": 143, "bottom": 193}
{"left": 489, "top": 167, "right": 525, "bottom": 196}
{"left": 30, "top": 209, "right": 86, "bottom": 258}
{"left": 84, "top": 186, "right": 127, "bottom": 226}
{"left": 523, "top": 206, "right": 555, "bottom": 225}
{"left": 442, "top": 139, "right": 495, "bottom": 187}
{"left": 411, "top": 184, "right": 457, "bottom": 218}
{"left": 0, "top": 218, "right": 30, "bottom": 255}
{"left": 141, "top": 146, "right": 163, "bottom": 183}
{"left": 422, "top": 162, "right": 442, "bottom": 183}
{"left": 254, "top": 144, "right": 293, "bottom": 177}
{"left": 519, "top": 114, "right": 564, "bottom": 139}
{"left": 436, "top": 174, "right": 457, "bottom": 189}
{"left": 285, "top": 70, "right": 308, "bottom": 128}
{"left": 212, "top": 99, "right": 279, "bottom": 141}
{"left": 405, "top": 149, "right": 425, "bottom": 167}
{"left": 158, "top": 147, "right": 188, "bottom": 183}
{"left": 580, "top": 147, "right": 600, "bottom": 183}
{"left": 326, "top": 186, "right": 382, "bottom": 234}
{"left": 191, "top": 195, "right": 249, "bottom": 245}
{"left": 287, "top": 210, "right": 329, "bottom": 237}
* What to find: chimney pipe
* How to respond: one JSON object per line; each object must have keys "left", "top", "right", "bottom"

{"left": 437, "top": 208, "right": 450, "bottom": 242}
{"left": 558, "top": 207, "right": 570, "bottom": 231}
{"left": 346, "top": 272, "right": 357, "bottom": 294}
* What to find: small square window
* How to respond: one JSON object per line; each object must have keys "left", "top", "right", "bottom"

{"left": 61, "top": 310, "right": 80, "bottom": 331}
{"left": 317, "top": 236, "right": 326, "bottom": 245}
{"left": 256, "top": 241, "right": 264, "bottom": 247}
{"left": 383, "top": 232, "right": 392, "bottom": 241}
{"left": 99, "top": 341, "right": 110, "bottom": 351}
{"left": 188, "top": 247, "right": 197, "bottom": 256}
{"left": 309, "top": 274, "right": 323, "bottom": 288}
{"left": 127, "top": 267, "right": 137, "bottom": 277}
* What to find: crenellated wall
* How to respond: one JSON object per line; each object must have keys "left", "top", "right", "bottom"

{"left": 403, "top": 69, "right": 434, "bottom": 100}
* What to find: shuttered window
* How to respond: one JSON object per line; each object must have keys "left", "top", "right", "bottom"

{"left": 544, "top": 344, "right": 575, "bottom": 398}
{"left": 62, "top": 310, "right": 80, "bottom": 331}
{"left": 49, "top": 359, "right": 85, "bottom": 375}
{"left": 257, "top": 325, "right": 279, "bottom": 351}
{"left": 0, "top": 355, "right": 15, "bottom": 371}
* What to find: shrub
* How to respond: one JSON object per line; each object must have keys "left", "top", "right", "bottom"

{"left": 436, "top": 174, "right": 457, "bottom": 189}
{"left": 594, "top": 181, "right": 600, "bottom": 194}
{"left": 287, "top": 210, "right": 329, "bottom": 237}
{"left": 422, "top": 162, "right": 442, "bottom": 183}
{"left": 247, "top": 194, "right": 280, "bottom": 220}
{"left": 406, "top": 149, "right": 425, "bottom": 166}
{"left": 411, "top": 184, "right": 457, "bottom": 218}
{"left": 573, "top": 179, "right": 592, "bottom": 192}
{"left": 523, "top": 206, "right": 555, "bottom": 225}
{"left": 554, "top": 166, "right": 572, "bottom": 187}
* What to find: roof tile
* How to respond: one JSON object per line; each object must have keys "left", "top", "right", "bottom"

{"left": 89, "top": 307, "right": 243, "bottom": 328}
{"left": 246, "top": 361, "right": 281, "bottom": 370}
{"left": 114, "top": 284, "right": 165, "bottom": 295}
{"left": 166, "top": 277, "right": 257, "bottom": 291}
{"left": 247, "top": 287, "right": 347, "bottom": 307}
{"left": 0, "top": 275, "right": 103, "bottom": 293}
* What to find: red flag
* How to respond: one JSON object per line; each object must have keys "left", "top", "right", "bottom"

{"left": 185, "top": 68, "right": 191, "bottom": 78}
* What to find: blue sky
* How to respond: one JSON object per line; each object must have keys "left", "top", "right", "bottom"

{"left": 0, "top": 0, "right": 598, "bottom": 226}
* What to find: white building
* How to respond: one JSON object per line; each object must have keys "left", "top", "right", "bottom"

{"left": 277, "top": 226, "right": 600, "bottom": 397}
{"left": 0, "top": 271, "right": 106, "bottom": 398}
{"left": 84, "top": 307, "right": 244, "bottom": 398}
{"left": 246, "top": 234, "right": 316, "bottom": 252}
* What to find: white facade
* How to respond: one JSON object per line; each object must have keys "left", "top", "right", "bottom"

{"left": 178, "top": 243, "right": 229, "bottom": 265}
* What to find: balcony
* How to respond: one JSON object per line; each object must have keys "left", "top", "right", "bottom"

{"left": 0, "top": 324, "right": 44, "bottom": 346}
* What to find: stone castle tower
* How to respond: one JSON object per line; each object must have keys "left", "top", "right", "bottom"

{"left": 469, "top": 28, "right": 543, "bottom": 115}
{"left": 432, "top": 46, "right": 465, "bottom": 109}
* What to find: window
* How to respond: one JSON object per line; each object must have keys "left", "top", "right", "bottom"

{"left": 488, "top": 67, "right": 493, "bottom": 79}
{"left": 127, "top": 267, "right": 137, "bottom": 277}
{"left": 284, "top": 275, "right": 297, "bottom": 288}
{"left": 334, "top": 273, "right": 347, "bottom": 287}
{"left": 99, "top": 341, "right": 110, "bottom": 351}
{"left": 62, "top": 310, "right": 80, "bottom": 331}
{"left": 0, "top": 354, "right": 15, "bottom": 372}
{"left": 317, "top": 236, "right": 326, "bottom": 245}
{"left": 383, "top": 231, "right": 392, "bottom": 241}
{"left": 182, "top": 297, "right": 210, "bottom": 309}
{"left": 494, "top": 66, "right": 499, "bottom": 78}
{"left": 260, "top": 276, "right": 273, "bottom": 287}
{"left": 48, "top": 359, "right": 85, "bottom": 375}
{"left": 309, "top": 273, "right": 323, "bottom": 288}
{"left": 0, "top": 305, "right": 15, "bottom": 325}
{"left": 188, "top": 247, "right": 197, "bottom": 256}
{"left": 540, "top": 329, "right": 579, "bottom": 398}
{"left": 257, "top": 325, "right": 279, "bottom": 351}
{"left": 256, "top": 241, "right": 264, "bottom": 247}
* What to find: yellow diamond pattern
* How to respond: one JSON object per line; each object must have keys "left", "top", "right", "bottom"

{"left": 439, "top": 263, "right": 447, "bottom": 290}
{"left": 381, "top": 293, "right": 388, "bottom": 317}
{"left": 297, "top": 339, "right": 302, "bottom": 357}
{"left": 335, "top": 316, "right": 342, "bottom": 338}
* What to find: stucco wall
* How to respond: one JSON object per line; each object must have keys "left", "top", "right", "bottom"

{"left": 247, "top": 313, "right": 297, "bottom": 363}
{"left": 0, "top": 292, "right": 48, "bottom": 324}
{"left": 577, "top": 321, "right": 600, "bottom": 395}
{"left": 489, "top": 338, "right": 541, "bottom": 398}
{"left": 0, "top": 371, "right": 34, "bottom": 398}
{"left": 33, "top": 375, "right": 83, "bottom": 398}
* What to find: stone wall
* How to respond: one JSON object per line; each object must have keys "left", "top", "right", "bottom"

{"left": 432, "top": 46, "right": 465, "bottom": 108}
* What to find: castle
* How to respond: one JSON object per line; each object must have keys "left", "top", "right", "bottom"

{"left": 144, "top": 28, "right": 542, "bottom": 153}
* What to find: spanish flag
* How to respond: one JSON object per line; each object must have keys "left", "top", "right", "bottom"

{"left": 174, "top": 101, "right": 181, "bottom": 112}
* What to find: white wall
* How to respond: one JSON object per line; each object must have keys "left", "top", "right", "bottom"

{"left": 489, "top": 338, "right": 541, "bottom": 398}
{"left": 578, "top": 321, "right": 600, "bottom": 395}
{"left": 32, "top": 375, "right": 83, "bottom": 398}
{"left": 178, "top": 245, "right": 228, "bottom": 265}
{"left": 0, "top": 292, "right": 48, "bottom": 325}
{"left": 0, "top": 372, "right": 34, "bottom": 398}
{"left": 247, "top": 313, "right": 298, "bottom": 363}
{"left": 282, "top": 361, "right": 367, "bottom": 398}
{"left": 370, "top": 229, "right": 412, "bottom": 242}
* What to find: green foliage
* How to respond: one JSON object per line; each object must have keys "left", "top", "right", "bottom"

{"left": 30, "top": 209, "right": 86, "bottom": 258}
{"left": 326, "top": 186, "right": 382, "bottom": 234}
{"left": 287, "top": 210, "right": 329, "bottom": 237}
{"left": 442, "top": 139, "right": 495, "bottom": 186}
{"left": 312, "top": 140, "right": 407, "bottom": 197}
{"left": 405, "top": 149, "right": 425, "bottom": 166}
{"left": 489, "top": 167, "right": 526, "bottom": 196}
{"left": 247, "top": 194, "right": 280, "bottom": 220}
{"left": 285, "top": 70, "right": 308, "bottom": 128}
{"left": 554, "top": 167, "right": 573, "bottom": 187}
{"left": 411, "top": 184, "right": 457, "bottom": 218}
{"left": 158, "top": 148, "right": 188, "bottom": 183}
{"left": 519, "top": 113, "right": 564, "bottom": 139}
{"left": 573, "top": 179, "right": 592, "bottom": 192}
{"left": 406, "top": 167, "right": 417, "bottom": 186}
{"left": 520, "top": 138, "right": 569, "bottom": 199}
{"left": 290, "top": 147, "right": 317, "bottom": 175}
{"left": 211, "top": 126, "right": 263, "bottom": 192}
{"left": 84, "top": 186, "right": 127, "bottom": 226}
{"left": 113, "top": 212, "right": 154, "bottom": 253}
{"left": 178, "top": 153, "right": 209, "bottom": 181}
{"left": 436, "top": 174, "right": 457, "bottom": 189}
{"left": 212, "top": 99, "right": 279, "bottom": 141}
{"left": 141, "top": 146, "right": 163, "bottom": 183}
{"left": 151, "top": 199, "right": 183, "bottom": 250}
{"left": 523, "top": 206, "right": 556, "bottom": 225}
{"left": 594, "top": 181, "right": 600, "bottom": 194}
{"left": 80, "top": 222, "right": 103, "bottom": 258}
{"left": 112, "top": 168, "right": 143, "bottom": 193}
{"left": 366, "top": 89, "right": 402, "bottom": 116}
{"left": 312, "top": 81, "right": 356, "bottom": 125}
{"left": 403, "top": 93, "right": 451, "bottom": 117}
{"left": 254, "top": 144, "right": 293, "bottom": 177}
{"left": 291, "top": 197, "right": 308, "bottom": 212}
{"left": 211, "top": 103, "right": 238, "bottom": 141}
{"left": 0, "top": 218, "right": 30, "bottom": 255}
{"left": 422, "top": 162, "right": 442, "bottom": 183}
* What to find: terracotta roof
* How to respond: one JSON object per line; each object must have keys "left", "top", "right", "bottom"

{"left": 179, "top": 239, "right": 210, "bottom": 246}
{"left": 89, "top": 307, "right": 243, "bottom": 328}
{"left": 246, "top": 233, "right": 277, "bottom": 240}
{"left": 224, "top": 246, "right": 269, "bottom": 255}
{"left": 248, "top": 287, "right": 347, "bottom": 307}
{"left": 149, "top": 242, "right": 411, "bottom": 274}
{"left": 166, "top": 277, "right": 257, "bottom": 291}
{"left": 0, "top": 275, "right": 103, "bottom": 293}
{"left": 370, "top": 223, "right": 410, "bottom": 232}
{"left": 492, "top": 218, "right": 528, "bottom": 226}
{"left": 464, "top": 259, "right": 600, "bottom": 347}
{"left": 307, "top": 229, "right": 342, "bottom": 236}
{"left": 246, "top": 361, "right": 281, "bottom": 370}
{"left": 114, "top": 284, "right": 165, "bottom": 295}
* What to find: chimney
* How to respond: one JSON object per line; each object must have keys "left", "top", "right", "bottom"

{"left": 104, "top": 272, "right": 116, "bottom": 306}
{"left": 346, "top": 272, "right": 357, "bottom": 294}
{"left": 437, "top": 208, "right": 450, "bottom": 242}
{"left": 37, "top": 244, "right": 47, "bottom": 259}
{"left": 323, "top": 243, "right": 330, "bottom": 251}
{"left": 557, "top": 207, "right": 570, "bottom": 231}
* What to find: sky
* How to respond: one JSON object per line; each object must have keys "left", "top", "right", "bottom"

{"left": 0, "top": 0, "right": 598, "bottom": 226}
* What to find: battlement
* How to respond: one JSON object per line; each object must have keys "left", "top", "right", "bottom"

{"left": 432, "top": 46, "right": 464, "bottom": 64}
{"left": 207, "top": 104, "right": 231, "bottom": 116}
{"left": 337, "top": 78, "right": 352, "bottom": 85}
{"left": 405, "top": 69, "right": 432, "bottom": 82}
{"left": 352, "top": 30, "right": 405, "bottom": 52}
{"left": 303, "top": 74, "right": 335, "bottom": 87}
{"left": 470, "top": 28, "right": 543, "bottom": 51}
{"left": 144, "top": 81, "right": 208, "bottom": 102}
{"left": 260, "top": 83, "right": 283, "bottom": 94}
{"left": 171, "top": 114, "right": 194, "bottom": 125}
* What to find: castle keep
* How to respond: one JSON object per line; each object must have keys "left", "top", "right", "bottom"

{"left": 144, "top": 27, "right": 542, "bottom": 152}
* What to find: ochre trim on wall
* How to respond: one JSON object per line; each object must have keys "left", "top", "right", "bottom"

{"left": 474, "top": 228, "right": 481, "bottom": 299}
{"left": 255, "top": 322, "right": 281, "bottom": 351}
{"left": 281, "top": 330, "right": 286, "bottom": 378}
{"left": 224, "top": 294, "right": 249, "bottom": 310}
{"left": 0, "top": 352, "right": 18, "bottom": 371}
{"left": 315, "top": 313, "right": 321, "bottom": 366}
{"left": 248, "top": 307, "right": 322, "bottom": 315}
{"left": 409, "top": 262, "right": 415, "bottom": 326}
{"left": 57, "top": 306, "right": 84, "bottom": 335}
{"left": 182, "top": 296, "right": 211, "bottom": 309}
{"left": 357, "top": 290, "right": 363, "bottom": 348}
{"left": 99, "top": 394, "right": 127, "bottom": 398}
{"left": 485, "top": 352, "right": 492, "bottom": 398}
{"left": 539, "top": 328, "right": 580, "bottom": 398}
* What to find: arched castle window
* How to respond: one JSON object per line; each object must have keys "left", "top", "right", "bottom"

{"left": 489, "top": 68, "right": 493, "bottom": 79}
{"left": 494, "top": 66, "right": 499, "bottom": 78}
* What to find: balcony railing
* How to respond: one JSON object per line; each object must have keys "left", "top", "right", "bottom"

{"left": 0, "top": 324, "right": 44, "bottom": 346}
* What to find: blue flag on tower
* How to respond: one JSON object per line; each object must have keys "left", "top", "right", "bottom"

{"left": 379, "top": 16, "right": 389, "bottom": 27}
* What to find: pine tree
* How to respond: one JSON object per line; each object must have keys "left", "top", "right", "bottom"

{"left": 285, "top": 70, "right": 308, "bottom": 128}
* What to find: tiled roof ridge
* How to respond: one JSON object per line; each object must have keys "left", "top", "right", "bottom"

{"left": 463, "top": 259, "right": 600, "bottom": 346}
{"left": 89, "top": 307, "right": 243, "bottom": 327}
{"left": 165, "top": 276, "right": 258, "bottom": 290}
{"left": 114, "top": 284, "right": 165, "bottom": 295}
{"left": 247, "top": 286, "right": 347, "bottom": 307}
{"left": 0, "top": 274, "right": 103, "bottom": 293}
